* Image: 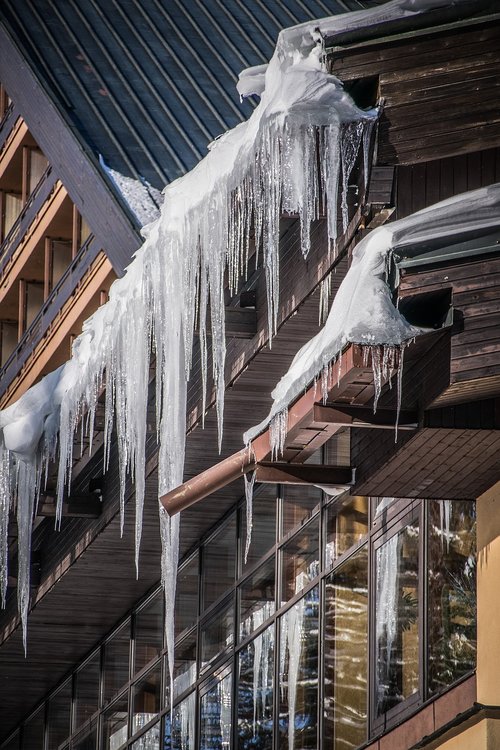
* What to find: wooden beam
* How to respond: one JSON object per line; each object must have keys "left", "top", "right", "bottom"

{"left": 255, "top": 462, "right": 353, "bottom": 485}
{"left": 37, "top": 495, "right": 102, "bottom": 519}
{"left": 313, "top": 403, "right": 419, "bottom": 429}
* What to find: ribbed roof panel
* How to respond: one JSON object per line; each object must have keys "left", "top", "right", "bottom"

{"left": 0, "top": 0, "right": 384, "bottom": 188}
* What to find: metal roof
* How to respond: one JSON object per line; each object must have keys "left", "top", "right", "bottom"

{"left": 0, "top": 0, "right": 384, "bottom": 190}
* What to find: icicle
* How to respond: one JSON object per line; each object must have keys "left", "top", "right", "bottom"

{"left": 282, "top": 597, "right": 305, "bottom": 750}
{"left": 244, "top": 470, "right": 256, "bottom": 565}
{"left": 319, "top": 273, "right": 332, "bottom": 326}
{"left": 395, "top": 342, "right": 406, "bottom": 443}
{"left": 439, "top": 500, "right": 452, "bottom": 551}
{"left": 269, "top": 408, "right": 288, "bottom": 461}
{"left": 340, "top": 120, "right": 364, "bottom": 232}
{"left": 160, "top": 507, "right": 180, "bottom": 711}
{"left": 16, "top": 458, "right": 40, "bottom": 653}
{"left": 0, "top": 445, "right": 10, "bottom": 608}
{"left": 371, "top": 345, "right": 383, "bottom": 413}
{"left": 376, "top": 533, "right": 398, "bottom": 702}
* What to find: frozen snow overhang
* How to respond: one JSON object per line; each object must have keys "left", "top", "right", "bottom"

{"left": 322, "top": 0, "right": 496, "bottom": 49}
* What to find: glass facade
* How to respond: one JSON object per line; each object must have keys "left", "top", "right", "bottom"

{"left": 1, "top": 491, "right": 476, "bottom": 750}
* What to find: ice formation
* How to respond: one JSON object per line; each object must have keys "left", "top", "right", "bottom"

{"left": 0, "top": 0, "right": 493, "bottom": 678}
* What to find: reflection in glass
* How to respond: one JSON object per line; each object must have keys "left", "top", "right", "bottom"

{"left": 239, "top": 556, "right": 275, "bottom": 640}
{"left": 279, "top": 587, "right": 319, "bottom": 750}
{"left": 166, "top": 692, "right": 196, "bottom": 750}
{"left": 175, "top": 554, "right": 199, "bottom": 638}
{"left": 325, "top": 495, "right": 368, "bottom": 567}
{"left": 428, "top": 500, "right": 476, "bottom": 693}
{"left": 324, "top": 547, "right": 368, "bottom": 750}
{"left": 201, "top": 599, "right": 234, "bottom": 669}
{"left": 281, "top": 520, "right": 319, "bottom": 604}
{"left": 281, "top": 485, "right": 321, "bottom": 538}
{"left": 376, "top": 521, "right": 419, "bottom": 716}
{"left": 102, "top": 696, "right": 128, "bottom": 750}
{"left": 200, "top": 673, "right": 232, "bottom": 750}
{"left": 22, "top": 708, "right": 44, "bottom": 749}
{"left": 132, "top": 664, "right": 161, "bottom": 735}
{"left": 135, "top": 593, "right": 163, "bottom": 675}
{"left": 203, "top": 516, "right": 236, "bottom": 610}
{"left": 241, "top": 486, "right": 277, "bottom": 572}
{"left": 75, "top": 652, "right": 100, "bottom": 730}
{"left": 172, "top": 632, "right": 197, "bottom": 700}
{"left": 238, "top": 625, "right": 274, "bottom": 749}
{"left": 47, "top": 679, "right": 71, "bottom": 749}
{"left": 104, "top": 621, "right": 130, "bottom": 703}
{"left": 131, "top": 722, "right": 160, "bottom": 749}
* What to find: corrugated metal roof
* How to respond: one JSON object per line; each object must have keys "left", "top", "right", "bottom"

{"left": 0, "top": 0, "right": 384, "bottom": 189}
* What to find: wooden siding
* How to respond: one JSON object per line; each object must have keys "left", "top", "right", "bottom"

{"left": 329, "top": 19, "right": 500, "bottom": 165}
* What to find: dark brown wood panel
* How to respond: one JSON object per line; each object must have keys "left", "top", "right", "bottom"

{"left": 329, "top": 20, "right": 500, "bottom": 165}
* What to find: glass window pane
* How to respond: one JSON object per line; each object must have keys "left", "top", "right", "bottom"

{"left": 324, "top": 546, "right": 368, "bottom": 750}
{"left": 135, "top": 592, "right": 163, "bottom": 675}
{"left": 241, "top": 486, "right": 277, "bottom": 573}
{"left": 47, "top": 679, "right": 71, "bottom": 750}
{"left": 102, "top": 695, "right": 128, "bottom": 750}
{"left": 22, "top": 708, "right": 44, "bottom": 750}
{"left": 200, "top": 673, "right": 232, "bottom": 750}
{"left": 237, "top": 624, "right": 274, "bottom": 749}
{"left": 29, "top": 149, "right": 48, "bottom": 194}
{"left": 131, "top": 722, "right": 160, "bottom": 750}
{"left": 104, "top": 621, "right": 130, "bottom": 704}
{"left": 279, "top": 587, "right": 319, "bottom": 750}
{"left": 201, "top": 599, "right": 234, "bottom": 669}
{"left": 428, "top": 500, "right": 476, "bottom": 694}
{"left": 375, "top": 520, "right": 419, "bottom": 716}
{"left": 73, "top": 722, "right": 97, "bottom": 750}
{"left": 239, "top": 556, "right": 275, "bottom": 640}
{"left": 164, "top": 692, "right": 196, "bottom": 750}
{"left": 203, "top": 516, "right": 236, "bottom": 610}
{"left": 281, "top": 520, "right": 319, "bottom": 604}
{"left": 132, "top": 663, "right": 162, "bottom": 736}
{"left": 172, "top": 632, "right": 197, "bottom": 701}
{"left": 281, "top": 485, "right": 321, "bottom": 538}
{"left": 325, "top": 494, "right": 368, "bottom": 567}
{"left": 175, "top": 554, "right": 199, "bottom": 639}
{"left": 75, "top": 652, "right": 100, "bottom": 730}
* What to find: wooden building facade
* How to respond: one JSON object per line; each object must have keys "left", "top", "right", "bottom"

{"left": 0, "top": 2, "right": 499, "bottom": 750}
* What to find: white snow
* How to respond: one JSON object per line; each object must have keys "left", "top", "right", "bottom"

{"left": 0, "top": 0, "right": 488, "bottom": 664}
{"left": 100, "top": 157, "right": 163, "bottom": 228}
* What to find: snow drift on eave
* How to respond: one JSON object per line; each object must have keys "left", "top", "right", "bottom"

{"left": 244, "top": 181, "right": 500, "bottom": 454}
{"left": 0, "top": 0, "right": 479, "bottom": 660}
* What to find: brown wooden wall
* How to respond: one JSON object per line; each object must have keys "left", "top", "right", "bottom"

{"left": 329, "top": 19, "right": 500, "bottom": 165}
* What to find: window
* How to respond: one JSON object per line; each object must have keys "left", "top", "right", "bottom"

{"left": 5, "top": 491, "right": 476, "bottom": 750}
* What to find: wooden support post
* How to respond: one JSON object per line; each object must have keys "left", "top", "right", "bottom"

{"left": 18, "top": 278, "right": 26, "bottom": 339}
{"left": 72, "top": 204, "right": 80, "bottom": 259}
{"left": 21, "top": 145, "right": 30, "bottom": 206}
{"left": 44, "top": 237, "right": 52, "bottom": 300}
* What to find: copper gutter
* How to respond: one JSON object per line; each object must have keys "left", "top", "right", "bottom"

{"left": 160, "top": 345, "right": 368, "bottom": 515}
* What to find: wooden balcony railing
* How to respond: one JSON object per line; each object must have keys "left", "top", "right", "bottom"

{"left": 0, "top": 234, "right": 101, "bottom": 393}
{"left": 0, "top": 164, "right": 56, "bottom": 273}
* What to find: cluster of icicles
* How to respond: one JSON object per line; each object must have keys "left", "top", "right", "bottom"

{"left": 0, "top": 102, "right": 377, "bottom": 664}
